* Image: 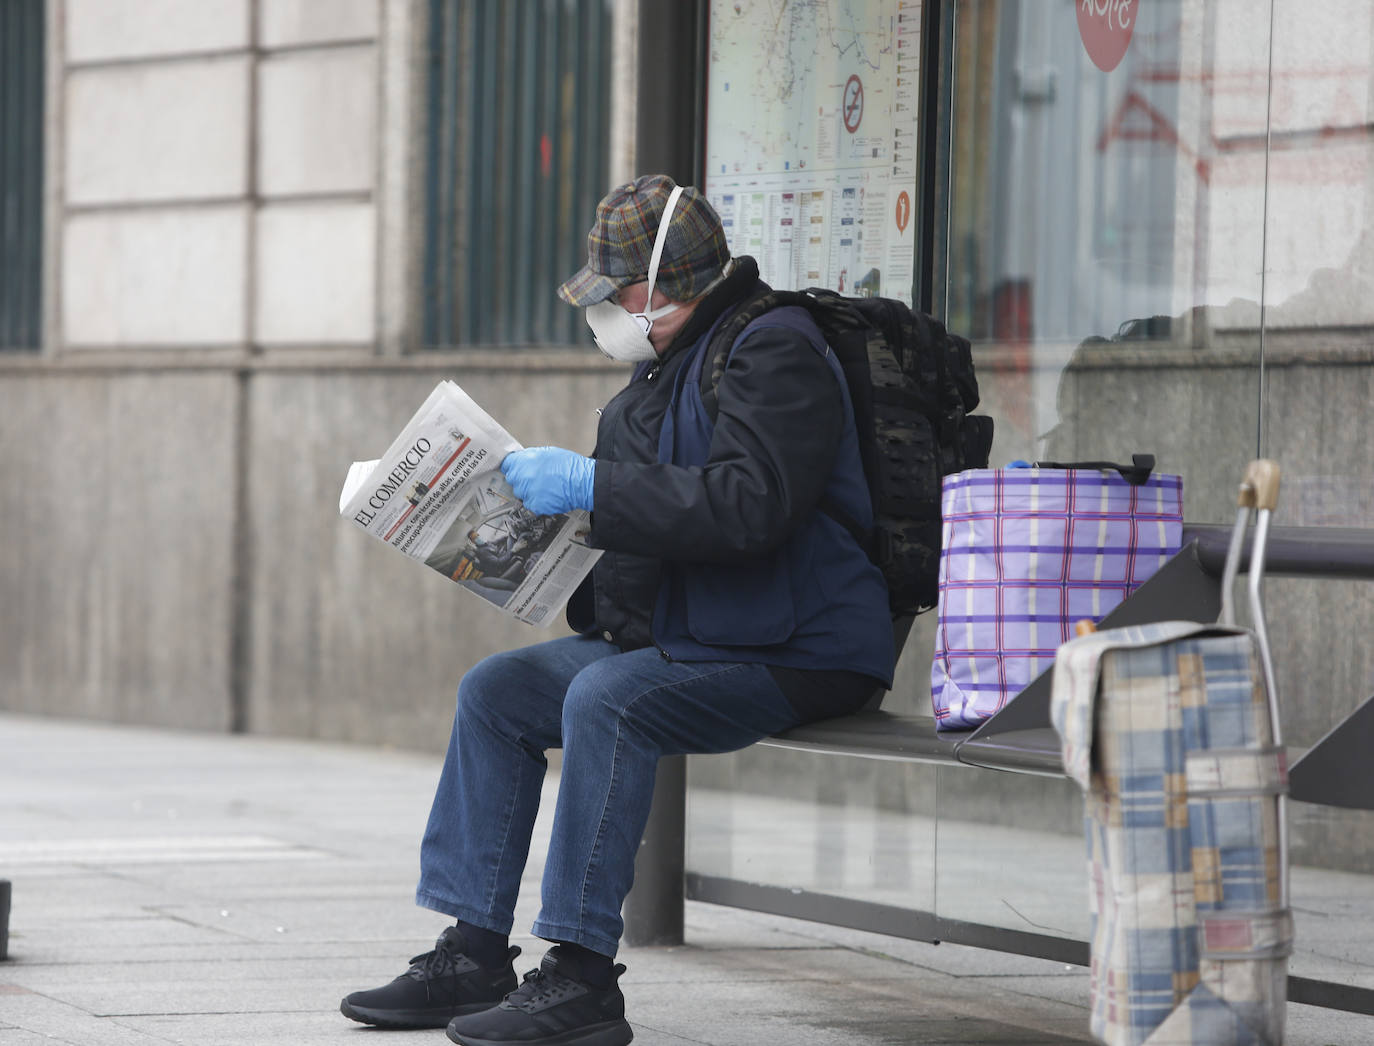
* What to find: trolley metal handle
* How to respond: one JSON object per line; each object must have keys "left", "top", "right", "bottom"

{"left": 1219, "top": 459, "right": 1288, "bottom": 908}
{"left": 1220, "top": 459, "right": 1281, "bottom": 634}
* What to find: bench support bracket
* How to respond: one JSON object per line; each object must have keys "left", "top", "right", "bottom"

{"left": 623, "top": 755, "right": 686, "bottom": 946}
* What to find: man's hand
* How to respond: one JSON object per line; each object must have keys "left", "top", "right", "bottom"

{"left": 500, "top": 447, "right": 596, "bottom": 517}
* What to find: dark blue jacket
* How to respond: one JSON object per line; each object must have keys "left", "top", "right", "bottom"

{"left": 569, "top": 265, "right": 894, "bottom": 686}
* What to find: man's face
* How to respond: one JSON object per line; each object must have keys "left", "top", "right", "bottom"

{"left": 613, "top": 279, "right": 692, "bottom": 352}
{"left": 614, "top": 279, "right": 653, "bottom": 314}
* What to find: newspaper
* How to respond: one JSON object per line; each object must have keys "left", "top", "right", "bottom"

{"left": 338, "top": 380, "right": 601, "bottom": 627}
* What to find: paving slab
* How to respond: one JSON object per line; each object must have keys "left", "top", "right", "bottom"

{"left": 1, "top": 712, "right": 1371, "bottom": 1044}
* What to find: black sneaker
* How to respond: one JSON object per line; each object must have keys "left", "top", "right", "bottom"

{"left": 340, "top": 926, "right": 520, "bottom": 1028}
{"left": 445, "top": 949, "right": 633, "bottom": 1046}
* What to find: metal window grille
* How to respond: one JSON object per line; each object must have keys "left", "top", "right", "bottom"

{"left": 424, "top": 0, "right": 613, "bottom": 347}
{"left": 0, "top": 0, "right": 44, "bottom": 351}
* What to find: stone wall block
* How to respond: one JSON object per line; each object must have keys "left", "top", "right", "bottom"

{"left": 63, "top": 207, "right": 248, "bottom": 345}
{"left": 257, "top": 48, "right": 377, "bottom": 197}
{"left": 0, "top": 374, "right": 238, "bottom": 729}
{"left": 259, "top": 0, "right": 379, "bottom": 48}
{"left": 67, "top": 57, "right": 250, "bottom": 205}
{"left": 254, "top": 203, "right": 375, "bottom": 343}
{"left": 66, "top": 0, "right": 250, "bottom": 63}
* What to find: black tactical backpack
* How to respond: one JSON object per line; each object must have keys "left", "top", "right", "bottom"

{"left": 701, "top": 288, "right": 994, "bottom": 615}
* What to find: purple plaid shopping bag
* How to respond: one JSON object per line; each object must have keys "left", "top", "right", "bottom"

{"left": 930, "top": 465, "right": 1183, "bottom": 731}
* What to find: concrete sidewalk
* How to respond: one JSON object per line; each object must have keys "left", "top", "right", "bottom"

{"left": 0, "top": 712, "right": 1367, "bottom": 1045}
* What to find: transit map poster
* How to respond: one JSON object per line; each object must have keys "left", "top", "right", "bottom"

{"left": 704, "top": 0, "right": 922, "bottom": 304}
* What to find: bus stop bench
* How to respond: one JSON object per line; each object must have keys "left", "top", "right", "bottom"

{"left": 652, "top": 522, "right": 1374, "bottom": 1015}
{"left": 760, "top": 708, "right": 1060, "bottom": 774}
{"left": 765, "top": 521, "right": 1374, "bottom": 790}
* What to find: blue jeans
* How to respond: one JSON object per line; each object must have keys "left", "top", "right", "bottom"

{"left": 415, "top": 634, "right": 801, "bottom": 957}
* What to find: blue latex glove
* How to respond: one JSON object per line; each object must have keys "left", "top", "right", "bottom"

{"left": 500, "top": 447, "right": 596, "bottom": 516}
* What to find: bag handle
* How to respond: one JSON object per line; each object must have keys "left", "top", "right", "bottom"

{"left": 1032, "top": 453, "right": 1156, "bottom": 486}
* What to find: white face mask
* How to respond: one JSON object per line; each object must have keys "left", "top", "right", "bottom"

{"left": 585, "top": 185, "right": 685, "bottom": 363}
{"left": 585, "top": 298, "right": 678, "bottom": 362}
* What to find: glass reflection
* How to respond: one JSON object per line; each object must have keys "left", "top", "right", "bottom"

{"left": 941, "top": 0, "right": 1374, "bottom": 990}
{"left": 686, "top": 750, "right": 938, "bottom": 914}
{"left": 943, "top": 0, "right": 1273, "bottom": 521}
{"left": 932, "top": 766, "right": 1088, "bottom": 941}
{"left": 685, "top": 0, "right": 1374, "bottom": 1002}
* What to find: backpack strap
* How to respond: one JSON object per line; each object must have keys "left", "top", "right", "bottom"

{"left": 698, "top": 289, "right": 873, "bottom": 555}
{"left": 699, "top": 288, "right": 807, "bottom": 423}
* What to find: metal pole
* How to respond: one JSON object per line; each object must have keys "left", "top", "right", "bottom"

{"left": 618, "top": 0, "right": 705, "bottom": 950}
{"left": 622, "top": 755, "right": 685, "bottom": 946}
{"left": 1, "top": 879, "right": 10, "bottom": 960}
{"left": 634, "top": 0, "right": 705, "bottom": 182}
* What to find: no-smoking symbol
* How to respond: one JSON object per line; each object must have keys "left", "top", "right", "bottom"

{"left": 843, "top": 74, "right": 864, "bottom": 133}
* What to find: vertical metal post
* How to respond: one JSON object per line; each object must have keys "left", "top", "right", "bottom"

{"left": 623, "top": 755, "right": 685, "bottom": 946}
{"left": 0, "top": 879, "right": 11, "bottom": 960}
{"left": 619, "top": 0, "right": 706, "bottom": 949}
{"left": 634, "top": 0, "right": 706, "bottom": 182}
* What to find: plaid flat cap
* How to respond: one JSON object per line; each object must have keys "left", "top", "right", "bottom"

{"left": 558, "top": 174, "right": 730, "bottom": 306}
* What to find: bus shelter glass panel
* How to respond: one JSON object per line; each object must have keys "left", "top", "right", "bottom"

{"left": 940, "top": 1, "right": 1374, "bottom": 995}
{"left": 942, "top": 0, "right": 1268, "bottom": 526}
{"left": 1253, "top": 0, "right": 1374, "bottom": 998}
{"left": 934, "top": 0, "right": 1274, "bottom": 939}
{"left": 687, "top": 750, "right": 938, "bottom": 918}
{"left": 688, "top": 0, "right": 937, "bottom": 933}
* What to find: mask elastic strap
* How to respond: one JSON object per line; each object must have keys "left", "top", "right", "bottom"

{"left": 642, "top": 185, "right": 684, "bottom": 306}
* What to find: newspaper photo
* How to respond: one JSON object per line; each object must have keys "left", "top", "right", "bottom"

{"left": 338, "top": 380, "right": 601, "bottom": 627}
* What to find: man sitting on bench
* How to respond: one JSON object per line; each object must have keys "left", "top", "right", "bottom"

{"left": 339, "top": 174, "right": 894, "bottom": 1046}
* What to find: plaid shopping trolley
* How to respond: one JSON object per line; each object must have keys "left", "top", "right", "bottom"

{"left": 1051, "top": 460, "right": 1291, "bottom": 1046}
